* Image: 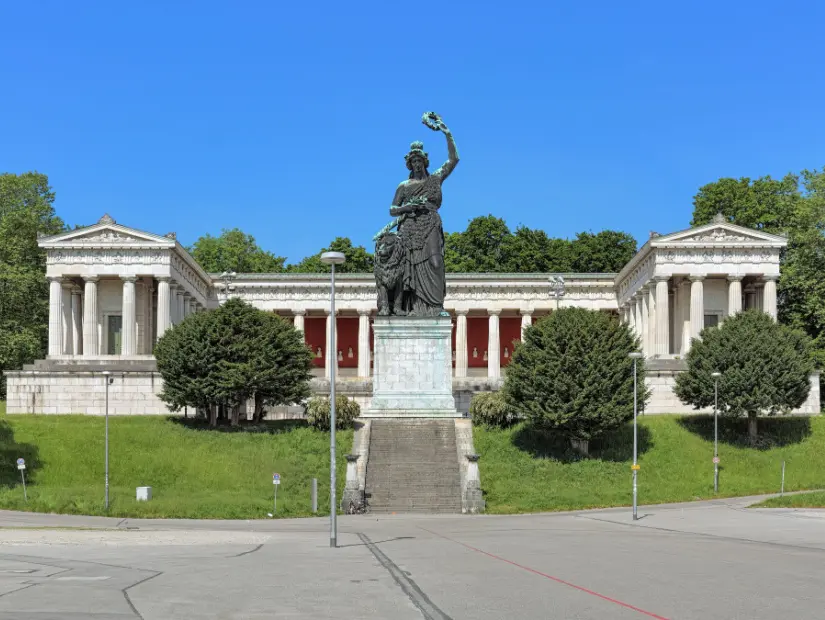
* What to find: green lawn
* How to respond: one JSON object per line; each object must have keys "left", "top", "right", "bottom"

{"left": 476, "top": 415, "right": 825, "bottom": 514}
{"left": 0, "top": 414, "right": 351, "bottom": 519}
{"left": 752, "top": 491, "right": 825, "bottom": 508}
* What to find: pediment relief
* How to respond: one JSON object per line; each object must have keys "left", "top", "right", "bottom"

{"left": 653, "top": 223, "right": 786, "bottom": 246}
{"left": 40, "top": 224, "right": 174, "bottom": 247}
{"left": 678, "top": 228, "right": 752, "bottom": 243}
{"left": 71, "top": 229, "right": 144, "bottom": 243}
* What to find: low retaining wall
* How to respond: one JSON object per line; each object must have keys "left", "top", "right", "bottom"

{"left": 5, "top": 364, "right": 820, "bottom": 416}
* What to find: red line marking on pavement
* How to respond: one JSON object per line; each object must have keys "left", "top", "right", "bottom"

{"left": 419, "top": 526, "right": 669, "bottom": 620}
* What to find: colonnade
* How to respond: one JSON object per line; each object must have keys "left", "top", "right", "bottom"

{"left": 47, "top": 275, "right": 204, "bottom": 357}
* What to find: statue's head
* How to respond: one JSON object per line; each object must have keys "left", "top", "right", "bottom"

{"left": 405, "top": 141, "right": 429, "bottom": 178}
{"left": 376, "top": 232, "right": 398, "bottom": 259}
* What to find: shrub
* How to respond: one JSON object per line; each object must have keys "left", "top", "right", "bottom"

{"left": 469, "top": 391, "right": 515, "bottom": 427}
{"left": 503, "top": 308, "right": 646, "bottom": 444}
{"left": 305, "top": 396, "right": 361, "bottom": 430}
{"left": 675, "top": 310, "right": 813, "bottom": 444}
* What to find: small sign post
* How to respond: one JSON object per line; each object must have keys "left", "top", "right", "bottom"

{"left": 16, "top": 458, "right": 27, "bottom": 502}
{"left": 712, "top": 457, "right": 720, "bottom": 464}
{"left": 273, "top": 473, "right": 281, "bottom": 514}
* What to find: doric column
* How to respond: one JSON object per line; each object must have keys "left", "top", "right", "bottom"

{"left": 189, "top": 298, "right": 198, "bottom": 316}
{"left": 82, "top": 276, "right": 99, "bottom": 356}
{"left": 61, "top": 281, "right": 73, "bottom": 355}
{"left": 633, "top": 293, "right": 644, "bottom": 344}
{"left": 763, "top": 276, "right": 778, "bottom": 320}
{"left": 357, "top": 310, "right": 371, "bottom": 378}
{"left": 121, "top": 276, "right": 137, "bottom": 356}
{"left": 654, "top": 276, "right": 669, "bottom": 357}
{"left": 177, "top": 289, "right": 187, "bottom": 323}
{"left": 71, "top": 286, "right": 83, "bottom": 355}
{"left": 487, "top": 309, "right": 501, "bottom": 380}
{"left": 455, "top": 310, "right": 468, "bottom": 378}
{"left": 144, "top": 279, "right": 154, "bottom": 354}
{"left": 48, "top": 276, "right": 64, "bottom": 356}
{"left": 520, "top": 310, "right": 532, "bottom": 341}
{"left": 754, "top": 283, "right": 765, "bottom": 312}
{"left": 168, "top": 283, "right": 178, "bottom": 325}
{"left": 727, "top": 276, "right": 743, "bottom": 316}
{"left": 156, "top": 277, "right": 172, "bottom": 340}
{"left": 293, "top": 310, "right": 306, "bottom": 333}
{"left": 646, "top": 284, "right": 656, "bottom": 356}
{"left": 689, "top": 275, "right": 705, "bottom": 346}
{"left": 325, "top": 311, "right": 338, "bottom": 380}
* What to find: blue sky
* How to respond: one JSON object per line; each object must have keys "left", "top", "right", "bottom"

{"left": 2, "top": 1, "right": 823, "bottom": 262}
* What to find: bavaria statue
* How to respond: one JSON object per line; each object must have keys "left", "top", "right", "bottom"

{"left": 374, "top": 112, "right": 459, "bottom": 317}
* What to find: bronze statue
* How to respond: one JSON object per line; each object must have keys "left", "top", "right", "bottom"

{"left": 374, "top": 112, "right": 459, "bottom": 316}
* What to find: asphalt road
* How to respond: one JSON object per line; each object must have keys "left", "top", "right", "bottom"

{"left": 0, "top": 495, "right": 821, "bottom": 619}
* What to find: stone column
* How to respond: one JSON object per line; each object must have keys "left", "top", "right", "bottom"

{"left": 293, "top": 310, "right": 305, "bottom": 333}
{"left": 520, "top": 310, "right": 532, "bottom": 340}
{"left": 455, "top": 310, "right": 468, "bottom": 378}
{"left": 82, "top": 276, "right": 99, "bottom": 356}
{"left": 144, "top": 279, "right": 155, "bottom": 354}
{"left": 121, "top": 276, "right": 137, "bottom": 356}
{"left": 754, "top": 283, "right": 765, "bottom": 312}
{"left": 763, "top": 276, "right": 778, "bottom": 320}
{"left": 325, "top": 311, "right": 338, "bottom": 381}
{"left": 633, "top": 294, "right": 644, "bottom": 345}
{"left": 177, "top": 290, "right": 187, "bottom": 323}
{"left": 156, "top": 277, "right": 172, "bottom": 340}
{"left": 689, "top": 275, "right": 705, "bottom": 346}
{"left": 71, "top": 286, "right": 83, "bottom": 355}
{"left": 727, "top": 276, "right": 743, "bottom": 316}
{"left": 655, "top": 277, "right": 669, "bottom": 357}
{"left": 61, "top": 281, "right": 73, "bottom": 355}
{"left": 646, "top": 284, "right": 656, "bottom": 356}
{"left": 487, "top": 310, "right": 501, "bottom": 380}
{"left": 357, "top": 310, "right": 371, "bottom": 378}
{"left": 47, "top": 276, "right": 64, "bottom": 356}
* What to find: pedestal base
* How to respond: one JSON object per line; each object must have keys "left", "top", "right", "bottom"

{"left": 363, "top": 316, "right": 459, "bottom": 418}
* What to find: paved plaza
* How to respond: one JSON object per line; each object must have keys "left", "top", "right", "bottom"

{"left": 0, "top": 496, "right": 820, "bottom": 619}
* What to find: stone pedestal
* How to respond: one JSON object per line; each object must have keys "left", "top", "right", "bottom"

{"left": 364, "top": 316, "right": 458, "bottom": 418}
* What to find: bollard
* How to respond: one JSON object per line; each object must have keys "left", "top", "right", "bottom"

{"left": 780, "top": 461, "right": 786, "bottom": 497}
{"left": 311, "top": 478, "right": 318, "bottom": 513}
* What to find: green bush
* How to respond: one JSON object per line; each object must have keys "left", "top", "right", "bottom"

{"left": 675, "top": 310, "right": 814, "bottom": 444}
{"left": 305, "top": 396, "right": 361, "bottom": 430}
{"left": 469, "top": 391, "right": 515, "bottom": 427}
{"left": 503, "top": 308, "right": 645, "bottom": 442}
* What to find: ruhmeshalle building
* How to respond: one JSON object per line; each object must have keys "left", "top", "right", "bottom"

{"left": 4, "top": 213, "right": 820, "bottom": 416}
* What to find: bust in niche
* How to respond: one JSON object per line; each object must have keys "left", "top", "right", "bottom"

{"left": 472, "top": 347, "right": 478, "bottom": 359}
{"left": 483, "top": 350, "right": 488, "bottom": 361}
{"left": 504, "top": 347, "right": 509, "bottom": 358}
{"left": 347, "top": 347, "right": 353, "bottom": 358}
{"left": 337, "top": 350, "right": 343, "bottom": 362}
{"left": 315, "top": 347, "right": 322, "bottom": 358}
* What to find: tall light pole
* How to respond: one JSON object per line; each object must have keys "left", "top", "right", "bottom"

{"left": 711, "top": 371, "right": 721, "bottom": 494}
{"left": 219, "top": 271, "right": 236, "bottom": 301}
{"left": 629, "top": 351, "right": 643, "bottom": 520}
{"left": 102, "top": 371, "right": 112, "bottom": 510}
{"left": 549, "top": 276, "right": 566, "bottom": 311}
{"left": 320, "top": 251, "right": 345, "bottom": 548}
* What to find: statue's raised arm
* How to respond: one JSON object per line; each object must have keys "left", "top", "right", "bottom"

{"left": 422, "top": 112, "right": 459, "bottom": 181}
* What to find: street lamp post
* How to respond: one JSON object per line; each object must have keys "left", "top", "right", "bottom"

{"left": 549, "top": 276, "right": 566, "bottom": 311}
{"left": 320, "top": 251, "right": 345, "bottom": 549}
{"left": 102, "top": 371, "right": 112, "bottom": 510}
{"left": 629, "top": 351, "right": 643, "bottom": 520}
{"left": 711, "top": 371, "right": 721, "bottom": 494}
{"left": 219, "top": 271, "right": 236, "bottom": 301}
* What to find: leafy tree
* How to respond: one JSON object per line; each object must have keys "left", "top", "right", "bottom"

{"left": 691, "top": 168, "right": 825, "bottom": 367}
{"left": 289, "top": 237, "right": 373, "bottom": 273}
{"left": 469, "top": 391, "right": 515, "bottom": 427}
{"left": 504, "top": 308, "right": 646, "bottom": 450}
{"left": 305, "top": 396, "right": 361, "bottom": 430}
{"left": 0, "top": 172, "right": 65, "bottom": 396}
{"left": 675, "top": 311, "right": 813, "bottom": 444}
{"left": 507, "top": 227, "right": 572, "bottom": 272}
{"left": 189, "top": 228, "right": 286, "bottom": 273}
{"left": 154, "top": 299, "right": 312, "bottom": 426}
{"left": 445, "top": 215, "right": 513, "bottom": 272}
{"left": 569, "top": 230, "right": 637, "bottom": 273}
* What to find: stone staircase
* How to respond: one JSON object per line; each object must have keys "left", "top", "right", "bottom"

{"left": 365, "top": 420, "right": 462, "bottom": 513}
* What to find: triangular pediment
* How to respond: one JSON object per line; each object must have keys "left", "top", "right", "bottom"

{"left": 651, "top": 221, "right": 787, "bottom": 246}
{"left": 39, "top": 221, "right": 175, "bottom": 248}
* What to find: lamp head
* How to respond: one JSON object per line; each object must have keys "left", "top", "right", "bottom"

{"left": 320, "top": 252, "right": 346, "bottom": 266}
{"left": 628, "top": 352, "right": 643, "bottom": 359}
{"left": 711, "top": 371, "right": 722, "bottom": 378}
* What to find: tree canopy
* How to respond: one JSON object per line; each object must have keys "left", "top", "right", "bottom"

{"left": 504, "top": 308, "right": 646, "bottom": 447}
{"left": 154, "top": 298, "right": 313, "bottom": 425}
{"left": 674, "top": 311, "right": 813, "bottom": 443}
{"left": 288, "top": 236, "right": 374, "bottom": 273}
{"left": 444, "top": 215, "right": 637, "bottom": 273}
{"left": 0, "top": 172, "right": 65, "bottom": 396}
{"left": 189, "top": 228, "right": 286, "bottom": 273}
{"left": 691, "top": 168, "right": 825, "bottom": 366}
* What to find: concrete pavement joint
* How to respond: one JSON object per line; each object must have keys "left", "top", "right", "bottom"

{"left": 357, "top": 533, "right": 453, "bottom": 620}
{"left": 123, "top": 571, "right": 163, "bottom": 620}
{"left": 418, "top": 525, "right": 670, "bottom": 619}
{"left": 231, "top": 543, "right": 263, "bottom": 557}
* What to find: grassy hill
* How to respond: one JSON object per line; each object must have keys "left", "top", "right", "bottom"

{"left": 753, "top": 491, "right": 825, "bottom": 508}
{"left": 0, "top": 414, "right": 351, "bottom": 519}
{"left": 475, "top": 415, "right": 825, "bottom": 513}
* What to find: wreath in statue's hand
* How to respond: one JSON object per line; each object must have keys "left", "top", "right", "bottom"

{"left": 422, "top": 111, "right": 445, "bottom": 132}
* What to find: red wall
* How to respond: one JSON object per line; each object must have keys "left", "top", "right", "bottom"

{"left": 467, "top": 317, "right": 488, "bottom": 367}
{"left": 304, "top": 318, "right": 325, "bottom": 368}
{"left": 500, "top": 318, "right": 521, "bottom": 367}
{"left": 337, "top": 317, "right": 358, "bottom": 368}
